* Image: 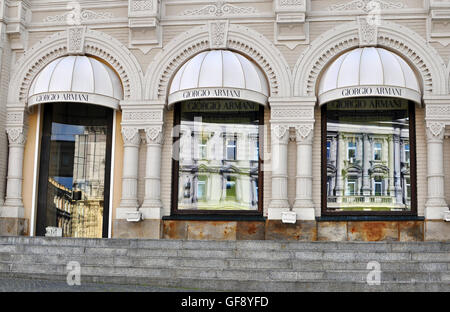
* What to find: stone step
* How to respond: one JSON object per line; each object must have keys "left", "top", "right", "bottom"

{"left": 0, "top": 237, "right": 447, "bottom": 253}
{"left": 4, "top": 260, "right": 450, "bottom": 283}
{"left": 0, "top": 238, "right": 448, "bottom": 291}
{"left": 1, "top": 271, "right": 449, "bottom": 292}
{"left": 1, "top": 253, "right": 449, "bottom": 276}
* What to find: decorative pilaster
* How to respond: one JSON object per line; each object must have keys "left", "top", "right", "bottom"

{"left": 140, "top": 125, "right": 164, "bottom": 219}
{"left": 292, "top": 123, "right": 315, "bottom": 220}
{"left": 268, "top": 123, "right": 290, "bottom": 219}
{"left": 362, "top": 134, "right": 371, "bottom": 195}
{"left": 117, "top": 126, "right": 141, "bottom": 219}
{"left": 425, "top": 121, "right": 449, "bottom": 219}
{"left": 1, "top": 126, "right": 27, "bottom": 218}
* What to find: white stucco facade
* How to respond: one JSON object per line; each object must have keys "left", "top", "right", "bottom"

{"left": 0, "top": 0, "right": 449, "bottom": 240}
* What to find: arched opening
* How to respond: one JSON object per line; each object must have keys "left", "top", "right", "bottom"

{"left": 168, "top": 50, "right": 268, "bottom": 215}
{"left": 319, "top": 47, "right": 421, "bottom": 216}
{"left": 29, "top": 55, "right": 123, "bottom": 237}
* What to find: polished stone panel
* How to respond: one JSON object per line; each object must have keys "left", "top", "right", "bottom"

{"left": 187, "top": 221, "right": 237, "bottom": 240}
{"left": 0, "top": 218, "right": 28, "bottom": 236}
{"left": 236, "top": 221, "right": 266, "bottom": 240}
{"left": 398, "top": 221, "right": 424, "bottom": 242}
{"left": 317, "top": 221, "right": 347, "bottom": 241}
{"left": 425, "top": 221, "right": 450, "bottom": 241}
{"left": 265, "top": 220, "right": 317, "bottom": 241}
{"left": 347, "top": 221, "right": 398, "bottom": 241}
{"left": 113, "top": 220, "right": 162, "bottom": 239}
{"left": 163, "top": 220, "right": 188, "bottom": 240}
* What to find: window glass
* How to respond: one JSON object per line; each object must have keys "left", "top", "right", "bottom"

{"left": 37, "top": 103, "right": 112, "bottom": 237}
{"left": 325, "top": 98, "right": 412, "bottom": 212}
{"left": 176, "top": 99, "right": 260, "bottom": 211}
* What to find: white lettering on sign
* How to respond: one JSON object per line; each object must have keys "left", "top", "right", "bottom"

{"left": 45, "top": 226, "right": 62, "bottom": 237}
{"left": 341, "top": 87, "right": 402, "bottom": 97}
{"left": 182, "top": 88, "right": 241, "bottom": 100}
{"left": 34, "top": 93, "right": 89, "bottom": 103}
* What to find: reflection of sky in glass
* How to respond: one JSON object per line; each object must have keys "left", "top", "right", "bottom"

{"left": 51, "top": 123, "right": 85, "bottom": 142}
{"left": 53, "top": 176, "right": 73, "bottom": 189}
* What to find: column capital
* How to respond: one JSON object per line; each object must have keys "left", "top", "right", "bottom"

{"left": 294, "top": 123, "right": 314, "bottom": 144}
{"left": 6, "top": 127, "right": 26, "bottom": 146}
{"left": 121, "top": 126, "right": 141, "bottom": 146}
{"left": 144, "top": 125, "right": 164, "bottom": 145}
{"left": 426, "top": 121, "right": 445, "bottom": 141}
{"left": 270, "top": 124, "right": 290, "bottom": 143}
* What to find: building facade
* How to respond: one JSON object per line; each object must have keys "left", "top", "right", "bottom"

{"left": 0, "top": 0, "right": 449, "bottom": 241}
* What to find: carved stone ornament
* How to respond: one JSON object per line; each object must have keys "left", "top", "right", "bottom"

{"left": 130, "top": 0, "right": 154, "bottom": 12}
{"left": 67, "top": 26, "right": 86, "bottom": 54}
{"left": 427, "top": 122, "right": 446, "bottom": 138}
{"left": 182, "top": 1, "right": 257, "bottom": 16}
{"left": 294, "top": 124, "right": 314, "bottom": 142}
{"left": 358, "top": 16, "right": 378, "bottom": 47}
{"left": 209, "top": 20, "right": 229, "bottom": 49}
{"left": 329, "top": 0, "right": 405, "bottom": 12}
{"left": 6, "top": 127, "right": 26, "bottom": 145}
{"left": 121, "top": 127, "right": 141, "bottom": 145}
{"left": 271, "top": 124, "right": 289, "bottom": 140}
{"left": 43, "top": 9, "right": 114, "bottom": 24}
{"left": 145, "top": 126, "right": 164, "bottom": 144}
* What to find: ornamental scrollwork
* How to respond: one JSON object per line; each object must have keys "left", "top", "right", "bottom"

{"left": 144, "top": 126, "right": 164, "bottom": 144}
{"left": 121, "top": 127, "right": 141, "bottom": 145}
{"left": 6, "top": 127, "right": 26, "bottom": 145}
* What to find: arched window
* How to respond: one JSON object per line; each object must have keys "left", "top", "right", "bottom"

{"left": 319, "top": 47, "right": 420, "bottom": 216}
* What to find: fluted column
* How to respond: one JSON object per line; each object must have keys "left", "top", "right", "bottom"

{"left": 140, "top": 125, "right": 164, "bottom": 219}
{"left": 425, "top": 122, "right": 449, "bottom": 219}
{"left": 268, "top": 124, "right": 290, "bottom": 219}
{"left": 1, "top": 127, "right": 27, "bottom": 218}
{"left": 362, "top": 134, "right": 371, "bottom": 196}
{"left": 117, "top": 126, "right": 141, "bottom": 218}
{"left": 292, "top": 123, "right": 315, "bottom": 220}
{"left": 393, "top": 132, "right": 403, "bottom": 204}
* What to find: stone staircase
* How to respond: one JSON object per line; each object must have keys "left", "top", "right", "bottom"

{"left": 0, "top": 237, "right": 448, "bottom": 291}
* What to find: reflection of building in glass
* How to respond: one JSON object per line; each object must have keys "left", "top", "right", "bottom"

{"left": 49, "top": 126, "right": 106, "bottom": 238}
{"left": 178, "top": 121, "right": 259, "bottom": 210}
{"left": 326, "top": 123, "right": 411, "bottom": 211}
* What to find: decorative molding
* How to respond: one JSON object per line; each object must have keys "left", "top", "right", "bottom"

{"left": 6, "top": 127, "right": 26, "bottom": 145}
{"left": 130, "top": 0, "right": 154, "bottom": 12}
{"left": 294, "top": 124, "right": 314, "bottom": 143}
{"left": 271, "top": 107, "right": 314, "bottom": 121}
{"left": 274, "top": 0, "right": 308, "bottom": 49}
{"left": 144, "top": 24, "right": 292, "bottom": 101}
{"left": 358, "top": 16, "right": 377, "bottom": 47}
{"left": 144, "top": 125, "right": 164, "bottom": 144}
{"left": 293, "top": 21, "right": 448, "bottom": 97}
{"left": 43, "top": 9, "right": 114, "bottom": 24}
{"left": 128, "top": 0, "right": 161, "bottom": 54}
{"left": 182, "top": 1, "right": 257, "bottom": 17}
{"left": 6, "top": 112, "right": 24, "bottom": 124}
{"left": 8, "top": 28, "right": 144, "bottom": 107}
{"left": 271, "top": 124, "right": 289, "bottom": 141}
{"left": 67, "top": 26, "right": 85, "bottom": 55}
{"left": 209, "top": 20, "right": 228, "bottom": 49}
{"left": 121, "top": 127, "right": 141, "bottom": 146}
{"left": 279, "top": 0, "right": 304, "bottom": 6}
{"left": 427, "top": 2, "right": 450, "bottom": 47}
{"left": 122, "top": 110, "right": 163, "bottom": 122}
{"left": 426, "top": 121, "right": 446, "bottom": 139}
{"left": 329, "top": 0, "right": 405, "bottom": 12}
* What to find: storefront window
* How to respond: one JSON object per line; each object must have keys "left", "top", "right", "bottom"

{"left": 323, "top": 97, "right": 416, "bottom": 214}
{"left": 174, "top": 99, "right": 262, "bottom": 212}
{"left": 36, "top": 103, "right": 113, "bottom": 237}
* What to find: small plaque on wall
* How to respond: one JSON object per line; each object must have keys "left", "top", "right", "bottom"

{"left": 45, "top": 227, "right": 62, "bottom": 237}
